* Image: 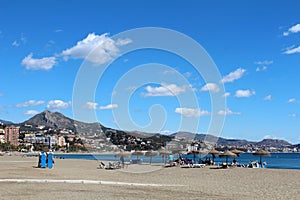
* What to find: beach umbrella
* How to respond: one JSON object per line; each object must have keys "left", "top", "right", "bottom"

{"left": 231, "top": 149, "right": 245, "bottom": 157}
{"left": 231, "top": 149, "right": 244, "bottom": 155}
{"left": 198, "top": 149, "right": 209, "bottom": 163}
{"left": 253, "top": 150, "right": 271, "bottom": 164}
{"left": 187, "top": 150, "right": 199, "bottom": 163}
{"left": 219, "top": 150, "right": 237, "bottom": 164}
{"left": 114, "top": 152, "right": 131, "bottom": 168}
{"left": 171, "top": 149, "right": 186, "bottom": 160}
{"left": 145, "top": 151, "right": 158, "bottom": 164}
{"left": 171, "top": 149, "right": 185, "bottom": 155}
{"left": 114, "top": 152, "right": 131, "bottom": 158}
{"left": 132, "top": 150, "right": 144, "bottom": 160}
{"left": 208, "top": 149, "right": 220, "bottom": 164}
{"left": 159, "top": 151, "right": 172, "bottom": 164}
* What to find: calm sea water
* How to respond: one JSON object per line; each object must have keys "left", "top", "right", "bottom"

{"left": 52, "top": 153, "right": 300, "bottom": 170}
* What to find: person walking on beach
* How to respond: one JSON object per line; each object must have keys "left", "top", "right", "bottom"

{"left": 38, "top": 152, "right": 42, "bottom": 168}
{"left": 120, "top": 155, "right": 125, "bottom": 168}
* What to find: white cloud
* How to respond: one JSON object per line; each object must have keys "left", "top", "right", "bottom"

{"left": 289, "top": 24, "right": 300, "bottom": 33}
{"left": 99, "top": 104, "right": 118, "bottom": 110}
{"left": 264, "top": 95, "right": 272, "bottom": 101}
{"left": 222, "top": 92, "right": 230, "bottom": 98}
{"left": 256, "top": 66, "right": 268, "bottom": 72}
{"left": 283, "top": 24, "right": 300, "bottom": 36}
{"left": 22, "top": 53, "right": 57, "bottom": 70}
{"left": 46, "top": 100, "right": 71, "bottom": 110}
{"left": 20, "top": 35, "right": 26, "bottom": 43}
{"left": 175, "top": 107, "right": 210, "bottom": 118}
{"left": 218, "top": 108, "right": 241, "bottom": 116}
{"left": 235, "top": 89, "right": 255, "bottom": 98}
{"left": 184, "top": 72, "right": 192, "bottom": 78}
{"left": 54, "top": 29, "right": 63, "bottom": 33}
{"left": 288, "top": 113, "right": 296, "bottom": 117}
{"left": 162, "top": 69, "right": 177, "bottom": 75}
{"left": 24, "top": 110, "right": 39, "bottom": 115}
{"left": 45, "top": 40, "right": 55, "bottom": 48}
{"left": 126, "top": 86, "right": 137, "bottom": 91}
{"left": 116, "top": 38, "right": 132, "bottom": 46}
{"left": 12, "top": 40, "right": 20, "bottom": 47}
{"left": 255, "top": 60, "right": 273, "bottom": 72}
{"left": 61, "top": 33, "right": 132, "bottom": 65}
{"left": 263, "top": 135, "right": 275, "bottom": 139}
{"left": 255, "top": 60, "right": 273, "bottom": 65}
{"left": 221, "top": 68, "right": 246, "bottom": 83}
{"left": 200, "top": 83, "right": 220, "bottom": 93}
{"left": 12, "top": 34, "right": 27, "bottom": 47}
{"left": 160, "top": 130, "right": 173, "bottom": 135}
{"left": 263, "top": 135, "right": 286, "bottom": 140}
{"left": 283, "top": 46, "right": 300, "bottom": 54}
{"left": 283, "top": 32, "right": 289, "bottom": 36}
{"left": 144, "top": 83, "right": 187, "bottom": 97}
{"left": 16, "top": 100, "right": 45, "bottom": 107}
{"left": 288, "top": 98, "right": 296, "bottom": 103}
{"left": 83, "top": 101, "right": 98, "bottom": 110}
{"left": 0, "top": 93, "right": 4, "bottom": 97}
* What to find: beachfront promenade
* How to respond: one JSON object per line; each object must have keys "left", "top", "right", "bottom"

{"left": 0, "top": 155, "right": 299, "bottom": 200}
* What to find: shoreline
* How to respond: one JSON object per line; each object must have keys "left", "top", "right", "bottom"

{"left": 1, "top": 153, "right": 300, "bottom": 171}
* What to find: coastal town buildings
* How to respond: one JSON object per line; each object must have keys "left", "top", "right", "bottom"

{"left": 0, "top": 125, "right": 5, "bottom": 143}
{"left": 0, "top": 119, "right": 299, "bottom": 153}
{"left": 58, "top": 136, "right": 66, "bottom": 147}
{"left": 4, "top": 126, "right": 19, "bottom": 146}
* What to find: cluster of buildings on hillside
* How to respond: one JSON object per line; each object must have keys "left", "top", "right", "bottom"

{"left": 215, "top": 143, "right": 299, "bottom": 153}
{"left": 0, "top": 122, "right": 299, "bottom": 153}
{"left": 0, "top": 122, "right": 120, "bottom": 152}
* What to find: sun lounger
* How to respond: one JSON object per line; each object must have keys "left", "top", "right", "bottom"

{"left": 101, "top": 162, "right": 122, "bottom": 170}
{"left": 96, "top": 161, "right": 106, "bottom": 169}
{"left": 191, "top": 164, "right": 205, "bottom": 168}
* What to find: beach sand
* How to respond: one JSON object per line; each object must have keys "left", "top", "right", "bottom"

{"left": 0, "top": 155, "right": 299, "bottom": 200}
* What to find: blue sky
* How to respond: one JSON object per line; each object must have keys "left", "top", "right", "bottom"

{"left": 1, "top": 0, "right": 300, "bottom": 143}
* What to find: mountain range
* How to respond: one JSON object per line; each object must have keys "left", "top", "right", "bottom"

{"left": 0, "top": 110, "right": 296, "bottom": 147}
{"left": 0, "top": 119, "right": 14, "bottom": 125}
{"left": 171, "top": 132, "right": 292, "bottom": 147}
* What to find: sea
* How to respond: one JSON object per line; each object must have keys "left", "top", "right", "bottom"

{"left": 51, "top": 152, "right": 300, "bottom": 170}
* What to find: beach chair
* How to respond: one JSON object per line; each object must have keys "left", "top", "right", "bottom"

{"left": 104, "top": 162, "right": 121, "bottom": 170}
{"left": 192, "top": 163, "right": 205, "bottom": 168}
{"left": 97, "top": 161, "right": 106, "bottom": 169}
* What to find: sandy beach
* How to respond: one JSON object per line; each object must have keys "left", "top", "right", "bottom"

{"left": 0, "top": 155, "right": 299, "bottom": 200}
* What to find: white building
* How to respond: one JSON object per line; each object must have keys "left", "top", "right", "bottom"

{"left": 58, "top": 136, "right": 66, "bottom": 147}
{"left": 0, "top": 128, "right": 5, "bottom": 143}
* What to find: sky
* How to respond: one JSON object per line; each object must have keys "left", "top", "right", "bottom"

{"left": 0, "top": 0, "right": 300, "bottom": 143}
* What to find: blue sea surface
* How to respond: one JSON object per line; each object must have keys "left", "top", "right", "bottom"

{"left": 52, "top": 152, "right": 300, "bottom": 170}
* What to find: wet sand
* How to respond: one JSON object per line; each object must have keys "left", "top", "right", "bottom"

{"left": 0, "top": 155, "right": 299, "bottom": 199}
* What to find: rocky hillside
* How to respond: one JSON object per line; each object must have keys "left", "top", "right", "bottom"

{"left": 19, "top": 110, "right": 105, "bottom": 135}
{"left": 172, "top": 132, "right": 292, "bottom": 147}
{"left": 256, "top": 139, "right": 291, "bottom": 148}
